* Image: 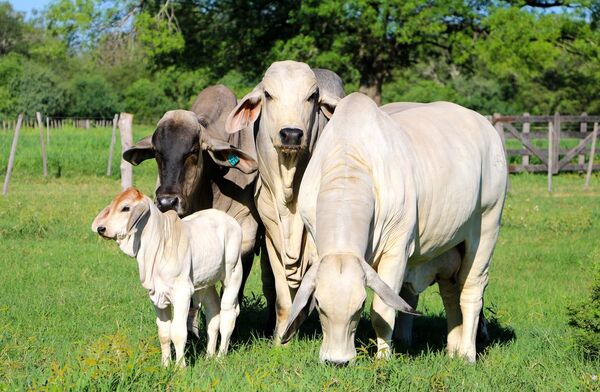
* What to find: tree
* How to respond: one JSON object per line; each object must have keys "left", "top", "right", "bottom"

{"left": 66, "top": 73, "right": 121, "bottom": 117}
{"left": 0, "top": 2, "right": 26, "bottom": 55}
{"left": 282, "top": 0, "right": 487, "bottom": 104}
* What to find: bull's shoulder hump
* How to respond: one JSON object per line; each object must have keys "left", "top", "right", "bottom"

{"left": 190, "top": 84, "right": 237, "bottom": 123}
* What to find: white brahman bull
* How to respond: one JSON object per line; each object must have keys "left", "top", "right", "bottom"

{"left": 282, "top": 93, "right": 507, "bottom": 364}
{"left": 225, "top": 61, "right": 343, "bottom": 341}
{"left": 92, "top": 187, "right": 243, "bottom": 366}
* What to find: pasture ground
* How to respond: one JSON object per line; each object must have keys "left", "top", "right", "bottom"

{"left": 0, "top": 126, "right": 599, "bottom": 390}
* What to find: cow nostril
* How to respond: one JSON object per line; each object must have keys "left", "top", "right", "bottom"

{"left": 279, "top": 128, "right": 304, "bottom": 146}
{"left": 97, "top": 226, "right": 106, "bottom": 235}
{"left": 157, "top": 196, "right": 178, "bottom": 211}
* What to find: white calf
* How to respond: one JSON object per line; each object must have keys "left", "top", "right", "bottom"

{"left": 92, "top": 187, "right": 243, "bottom": 366}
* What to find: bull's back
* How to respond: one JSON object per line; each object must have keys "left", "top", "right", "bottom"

{"left": 387, "top": 102, "right": 507, "bottom": 258}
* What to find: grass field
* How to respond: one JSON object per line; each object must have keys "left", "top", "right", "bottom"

{"left": 1, "top": 126, "right": 599, "bottom": 390}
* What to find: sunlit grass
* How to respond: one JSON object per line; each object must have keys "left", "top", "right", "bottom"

{"left": 0, "top": 127, "right": 599, "bottom": 390}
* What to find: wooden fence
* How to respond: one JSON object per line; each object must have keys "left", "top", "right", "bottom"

{"left": 491, "top": 113, "right": 599, "bottom": 191}
{"left": 1, "top": 117, "right": 115, "bottom": 131}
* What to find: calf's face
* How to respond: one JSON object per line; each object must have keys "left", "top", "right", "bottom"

{"left": 281, "top": 254, "right": 420, "bottom": 365}
{"left": 226, "top": 61, "right": 338, "bottom": 154}
{"left": 91, "top": 187, "right": 148, "bottom": 240}
{"left": 123, "top": 110, "right": 257, "bottom": 217}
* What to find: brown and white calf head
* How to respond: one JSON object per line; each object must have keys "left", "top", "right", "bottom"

{"left": 123, "top": 110, "right": 257, "bottom": 217}
{"left": 281, "top": 254, "right": 419, "bottom": 365}
{"left": 226, "top": 61, "right": 339, "bottom": 155}
{"left": 91, "top": 187, "right": 150, "bottom": 241}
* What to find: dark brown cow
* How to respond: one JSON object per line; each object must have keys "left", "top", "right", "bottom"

{"left": 123, "top": 84, "right": 274, "bottom": 335}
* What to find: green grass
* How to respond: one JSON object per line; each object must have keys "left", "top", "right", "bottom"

{"left": 1, "top": 127, "right": 599, "bottom": 390}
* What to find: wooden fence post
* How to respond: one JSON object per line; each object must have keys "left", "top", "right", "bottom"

{"left": 118, "top": 113, "right": 134, "bottom": 190}
{"left": 36, "top": 112, "right": 48, "bottom": 177}
{"left": 584, "top": 122, "right": 598, "bottom": 190}
{"left": 46, "top": 116, "right": 50, "bottom": 145}
{"left": 107, "top": 114, "right": 118, "bottom": 176}
{"left": 579, "top": 112, "right": 587, "bottom": 167}
{"left": 553, "top": 112, "right": 560, "bottom": 174}
{"left": 522, "top": 113, "right": 530, "bottom": 167}
{"left": 548, "top": 121, "right": 553, "bottom": 192}
{"left": 2, "top": 114, "right": 24, "bottom": 195}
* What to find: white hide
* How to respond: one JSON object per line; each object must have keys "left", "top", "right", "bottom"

{"left": 225, "top": 61, "right": 343, "bottom": 341}
{"left": 92, "top": 189, "right": 243, "bottom": 366}
{"left": 295, "top": 94, "right": 507, "bottom": 363}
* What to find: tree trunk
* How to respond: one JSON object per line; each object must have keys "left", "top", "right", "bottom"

{"left": 359, "top": 74, "right": 383, "bottom": 106}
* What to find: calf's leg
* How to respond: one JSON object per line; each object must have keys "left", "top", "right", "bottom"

{"left": 155, "top": 306, "right": 172, "bottom": 367}
{"left": 200, "top": 287, "right": 221, "bottom": 357}
{"left": 218, "top": 255, "right": 243, "bottom": 356}
{"left": 171, "top": 289, "right": 191, "bottom": 367}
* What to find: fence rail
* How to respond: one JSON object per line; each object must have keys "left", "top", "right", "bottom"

{"left": 491, "top": 112, "right": 599, "bottom": 191}
{"left": 1, "top": 116, "right": 116, "bottom": 131}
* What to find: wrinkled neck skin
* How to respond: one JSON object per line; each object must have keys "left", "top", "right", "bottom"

{"left": 116, "top": 198, "right": 169, "bottom": 293}
{"left": 255, "top": 115, "right": 318, "bottom": 206}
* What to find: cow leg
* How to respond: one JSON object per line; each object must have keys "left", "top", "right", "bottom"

{"left": 393, "top": 287, "right": 419, "bottom": 348}
{"left": 200, "top": 287, "right": 221, "bottom": 357}
{"left": 260, "top": 241, "right": 276, "bottom": 335}
{"left": 477, "top": 301, "right": 490, "bottom": 344}
{"left": 171, "top": 289, "right": 191, "bottom": 367}
{"left": 187, "top": 292, "right": 201, "bottom": 339}
{"left": 238, "top": 251, "right": 254, "bottom": 305}
{"left": 218, "top": 255, "right": 243, "bottom": 356}
{"left": 155, "top": 305, "right": 172, "bottom": 367}
{"left": 457, "top": 207, "right": 502, "bottom": 363}
{"left": 371, "top": 253, "right": 407, "bottom": 359}
{"left": 438, "top": 276, "right": 462, "bottom": 357}
{"left": 265, "top": 236, "right": 293, "bottom": 344}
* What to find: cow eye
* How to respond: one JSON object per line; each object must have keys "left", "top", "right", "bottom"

{"left": 121, "top": 206, "right": 130, "bottom": 212}
{"left": 308, "top": 91, "right": 318, "bottom": 102}
{"left": 264, "top": 90, "right": 272, "bottom": 100}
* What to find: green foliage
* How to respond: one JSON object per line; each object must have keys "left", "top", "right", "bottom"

{"left": 135, "top": 10, "right": 185, "bottom": 66}
{"left": 66, "top": 73, "right": 121, "bottom": 117}
{"left": 9, "top": 60, "right": 68, "bottom": 117}
{"left": 123, "top": 79, "right": 175, "bottom": 124}
{"left": 0, "top": 1, "right": 26, "bottom": 55}
{"left": 0, "top": 0, "right": 599, "bottom": 120}
{"left": 568, "top": 262, "right": 600, "bottom": 360}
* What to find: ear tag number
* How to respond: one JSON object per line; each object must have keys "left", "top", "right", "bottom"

{"left": 227, "top": 153, "right": 240, "bottom": 166}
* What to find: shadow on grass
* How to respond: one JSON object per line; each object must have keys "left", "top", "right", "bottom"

{"left": 184, "top": 297, "right": 516, "bottom": 364}
{"left": 405, "top": 309, "right": 517, "bottom": 357}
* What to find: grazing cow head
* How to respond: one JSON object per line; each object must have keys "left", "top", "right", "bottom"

{"left": 281, "top": 254, "right": 419, "bottom": 365}
{"left": 226, "top": 61, "right": 339, "bottom": 155}
{"left": 91, "top": 187, "right": 150, "bottom": 241}
{"left": 123, "top": 110, "right": 257, "bottom": 217}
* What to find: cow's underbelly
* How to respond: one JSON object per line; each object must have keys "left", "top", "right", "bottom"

{"left": 403, "top": 247, "right": 461, "bottom": 295}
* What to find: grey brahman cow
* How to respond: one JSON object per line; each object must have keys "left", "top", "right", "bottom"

{"left": 282, "top": 93, "right": 507, "bottom": 364}
{"left": 225, "top": 61, "right": 344, "bottom": 340}
{"left": 92, "top": 187, "right": 243, "bottom": 367}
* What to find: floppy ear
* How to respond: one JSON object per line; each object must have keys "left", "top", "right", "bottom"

{"left": 202, "top": 137, "right": 258, "bottom": 174}
{"left": 360, "top": 259, "right": 421, "bottom": 316}
{"left": 280, "top": 263, "right": 319, "bottom": 343}
{"left": 225, "top": 86, "right": 263, "bottom": 134}
{"left": 123, "top": 136, "right": 154, "bottom": 166}
{"left": 319, "top": 92, "right": 339, "bottom": 119}
{"left": 126, "top": 197, "right": 150, "bottom": 233}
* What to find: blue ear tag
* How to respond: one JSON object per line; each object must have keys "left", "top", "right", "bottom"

{"left": 227, "top": 153, "right": 240, "bottom": 166}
